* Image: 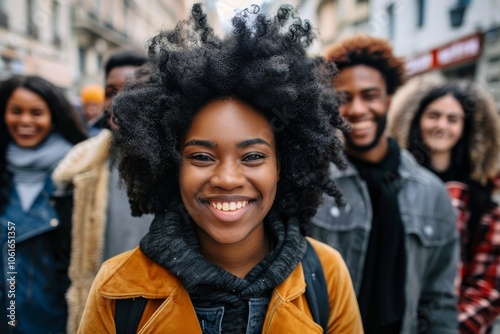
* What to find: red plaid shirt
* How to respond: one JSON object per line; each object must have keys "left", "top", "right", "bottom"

{"left": 447, "top": 181, "right": 500, "bottom": 334}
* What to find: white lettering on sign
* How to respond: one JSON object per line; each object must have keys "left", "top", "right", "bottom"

{"left": 437, "top": 36, "right": 480, "bottom": 66}
{"left": 406, "top": 53, "right": 433, "bottom": 76}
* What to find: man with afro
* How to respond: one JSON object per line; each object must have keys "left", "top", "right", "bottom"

{"left": 310, "top": 35, "right": 459, "bottom": 333}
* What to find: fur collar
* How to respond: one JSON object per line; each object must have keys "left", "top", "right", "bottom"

{"left": 52, "top": 129, "right": 112, "bottom": 186}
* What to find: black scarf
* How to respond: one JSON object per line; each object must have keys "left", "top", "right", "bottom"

{"left": 349, "top": 138, "right": 406, "bottom": 333}
{"left": 140, "top": 200, "right": 307, "bottom": 333}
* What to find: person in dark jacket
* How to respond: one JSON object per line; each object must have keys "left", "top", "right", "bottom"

{"left": 0, "top": 75, "right": 87, "bottom": 334}
{"left": 310, "top": 35, "right": 459, "bottom": 333}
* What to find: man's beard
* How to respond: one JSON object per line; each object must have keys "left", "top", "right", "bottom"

{"left": 344, "top": 116, "right": 387, "bottom": 152}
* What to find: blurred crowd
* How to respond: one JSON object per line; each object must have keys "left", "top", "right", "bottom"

{"left": 1, "top": 3, "right": 500, "bottom": 334}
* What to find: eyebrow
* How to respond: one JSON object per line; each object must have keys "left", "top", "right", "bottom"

{"left": 183, "top": 139, "right": 216, "bottom": 149}
{"left": 361, "top": 87, "right": 382, "bottom": 94}
{"left": 337, "top": 87, "right": 382, "bottom": 95}
{"left": 183, "top": 138, "right": 271, "bottom": 149}
{"left": 237, "top": 138, "right": 271, "bottom": 148}
{"left": 425, "top": 109, "right": 463, "bottom": 115}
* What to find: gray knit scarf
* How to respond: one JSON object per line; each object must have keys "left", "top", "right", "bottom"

{"left": 140, "top": 200, "right": 307, "bottom": 333}
{"left": 6, "top": 133, "right": 73, "bottom": 211}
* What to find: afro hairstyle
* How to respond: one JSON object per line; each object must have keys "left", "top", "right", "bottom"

{"left": 110, "top": 3, "right": 347, "bottom": 234}
{"left": 323, "top": 34, "right": 406, "bottom": 95}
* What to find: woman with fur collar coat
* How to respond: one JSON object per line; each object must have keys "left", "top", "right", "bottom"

{"left": 389, "top": 75, "right": 500, "bottom": 334}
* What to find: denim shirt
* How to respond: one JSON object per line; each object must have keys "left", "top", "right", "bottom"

{"left": 0, "top": 177, "right": 69, "bottom": 334}
{"left": 194, "top": 298, "right": 270, "bottom": 334}
{"left": 310, "top": 150, "right": 459, "bottom": 334}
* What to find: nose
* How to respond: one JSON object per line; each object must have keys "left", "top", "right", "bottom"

{"left": 435, "top": 115, "right": 448, "bottom": 128}
{"left": 344, "top": 96, "right": 367, "bottom": 118}
{"left": 210, "top": 160, "right": 245, "bottom": 190}
{"left": 19, "top": 112, "right": 33, "bottom": 124}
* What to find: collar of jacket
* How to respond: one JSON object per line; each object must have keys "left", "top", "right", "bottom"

{"left": 97, "top": 247, "right": 307, "bottom": 302}
{"left": 330, "top": 148, "right": 425, "bottom": 184}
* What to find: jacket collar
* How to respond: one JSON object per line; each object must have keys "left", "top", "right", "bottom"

{"left": 330, "top": 148, "right": 425, "bottom": 184}
{"left": 97, "top": 247, "right": 307, "bottom": 302}
{"left": 98, "top": 248, "right": 179, "bottom": 299}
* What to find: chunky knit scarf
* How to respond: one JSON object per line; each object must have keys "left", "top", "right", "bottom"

{"left": 140, "top": 200, "right": 307, "bottom": 333}
{"left": 6, "top": 133, "right": 73, "bottom": 211}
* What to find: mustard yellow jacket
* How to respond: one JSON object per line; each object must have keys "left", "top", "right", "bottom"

{"left": 78, "top": 238, "right": 363, "bottom": 333}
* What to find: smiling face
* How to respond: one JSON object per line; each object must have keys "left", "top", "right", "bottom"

{"left": 419, "top": 94, "right": 465, "bottom": 154}
{"left": 335, "top": 65, "right": 391, "bottom": 157}
{"left": 179, "top": 98, "right": 279, "bottom": 247}
{"left": 4, "top": 87, "right": 52, "bottom": 147}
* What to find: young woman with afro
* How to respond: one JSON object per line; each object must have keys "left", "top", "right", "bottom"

{"left": 77, "top": 4, "right": 363, "bottom": 334}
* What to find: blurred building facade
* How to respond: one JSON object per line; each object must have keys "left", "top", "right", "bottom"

{"left": 2, "top": 0, "right": 499, "bottom": 107}
{"left": 316, "top": 0, "right": 370, "bottom": 46}
{"left": 0, "top": 0, "right": 188, "bottom": 98}
{"left": 313, "top": 0, "right": 500, "bottom": 108}
{"left": 368, "top": 0, "right": 500, "bottom": 108}
{"left": 197, "top": 0, "right": 324, "bottom": 53}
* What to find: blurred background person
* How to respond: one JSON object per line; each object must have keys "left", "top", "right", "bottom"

{"left": 80, "top": 83, "right": 105, "bottom": 136}
{"left": 0, "top": 75, "right": 88, "bottom": 334}
{"left": 52, "top": 48, "right": 150, "bottom": 334}
{"left": 389, "top": 76, "right": 500, "bottom": 334}
{"left": 310, "top": 35, "right": 459, "bottom": 333}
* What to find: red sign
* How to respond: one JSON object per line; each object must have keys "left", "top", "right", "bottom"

{"left": 406, "top": 33, "right": 482, "bottom": 76}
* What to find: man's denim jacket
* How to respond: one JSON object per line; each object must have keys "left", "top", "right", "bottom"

{"left": 310, "top": 150, "right": 459, "bottom": 334}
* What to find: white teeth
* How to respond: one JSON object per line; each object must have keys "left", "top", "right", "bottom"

{"left": 209, "top": 201, "right": 249, "bottom": 212}
{"left": 17, "top": 128, "right": 35, "bottom": 135}
{"left": 351, "top": 121, "right": 372, "bottom": 130}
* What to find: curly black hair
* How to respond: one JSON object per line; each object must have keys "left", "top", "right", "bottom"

{"left": 110, "top": 4, "right": 347, "bottom": 234}
{"left": 323, "top": 34, "right": 406, "bottom": 95}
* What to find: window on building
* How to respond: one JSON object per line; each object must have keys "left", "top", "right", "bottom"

{"left": 78, "top": 47, "right": 87, "bottom": 74}
{"left": 450, "top": 0, "right": 471, "bottom": 28}
{"left": 52, "top": 1, "right": 61, "bottom": 47}
{"left": 417, "top": 0, "right": 425, "bottom": 28}
{"left": 123, "top": 0, "right": 128, "bottom": 37}
{"left": 318, "top": 0, "right": 336, "bottom": 43}
{"left": 0, "top": 0, "right": 7, "bottom": 28}
{"left": 97, "top": 53, "right": 103, "bottom": 70}
{"left": 387, "top": 3, "right": 395, "bottom": 41}
{"left": 27, "top": 0, "right": 38, "bottom": 39}
{"left": 88, "top": 0, "right": 98, "bottom": 20}
{"left": 105, "top": 0, "right": 114, "bottom": 30}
